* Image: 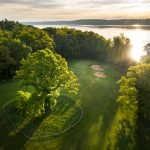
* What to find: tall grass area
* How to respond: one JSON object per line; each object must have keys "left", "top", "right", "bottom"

{"left": 0, "top": 60, "right": 121, "bottom": 150}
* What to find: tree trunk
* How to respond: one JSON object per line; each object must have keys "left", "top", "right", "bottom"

{"left": 44, "top": 97, "right": 52, "bottom": 114}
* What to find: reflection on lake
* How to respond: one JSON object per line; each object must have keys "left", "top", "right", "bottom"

{"left": 34, "top": 24, "right": 150, "bottom": 61}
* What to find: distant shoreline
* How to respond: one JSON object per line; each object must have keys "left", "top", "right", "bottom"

{"left": 24, "top": 24, "right": 150, "bottom": 30}
{"left": 82, "top": 25, "right": 150, "bottom": 30}
{"left": 22, "top": 19, "right": 150, "bottom": 26}
{"left": 22, "top": 19, "right": 150, "bottom": 30}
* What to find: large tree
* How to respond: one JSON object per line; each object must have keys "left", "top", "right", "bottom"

{"left": 15, "top": 49, "right": 79, "bottom": 117}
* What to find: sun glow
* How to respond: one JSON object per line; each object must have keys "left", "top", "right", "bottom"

{"left": 130, "top": 30, "right": 146, "bottom": 62}
{"left": 130, "top": 42, "right": 143, "bottom": 62}
{"left": 132, "top": 24, "right": 140, "bottom": 27}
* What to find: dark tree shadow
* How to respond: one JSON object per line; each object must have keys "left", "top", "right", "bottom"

{"left": 0, "top": 109, "right": 47, "bottom": 150}
{"left": 58, "top": 103, "right": 118, "bottom": 150}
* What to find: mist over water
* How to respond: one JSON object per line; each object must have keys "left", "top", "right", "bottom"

{"left": 35, "top": 24, "right": 150, "bottom": 61}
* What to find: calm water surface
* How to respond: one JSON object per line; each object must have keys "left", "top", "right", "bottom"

{"left": 34, "top": 24, "right": 150, "bottom": 61}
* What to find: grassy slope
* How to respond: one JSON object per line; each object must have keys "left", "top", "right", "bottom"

{"left": 0, "top": 60, "right": 121, "bottom": 150}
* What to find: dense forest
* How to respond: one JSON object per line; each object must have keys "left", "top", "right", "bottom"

{"left": 0, "top": 20, "right": 54, "bottom": 79}
{"left": 44, "top": 27, "right": 133, "bottom": 66}
{"left": 0, "top": 20, "right": 150, "bottom": 149}
{"left": 0, "top": 19, "right": 133, "bottom": 79}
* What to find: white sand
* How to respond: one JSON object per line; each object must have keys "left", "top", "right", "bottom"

{"left": 94, "top": 72, "right": 107, "bottom": 78}
{"left": 91, "top": 65, "right": 104, "bottom": 71}
{"left": 91, "top": 64, "right": 107, "bottom": 78}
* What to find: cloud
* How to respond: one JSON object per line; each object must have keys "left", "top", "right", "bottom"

{"left": 0, "top": 0, "right": 150, "bottom": 9}
{"left": 0, "top": 0, "right": 63, "bottom": 9}
{"left": 0, "top": 0, "right": 150, "bottom": 20}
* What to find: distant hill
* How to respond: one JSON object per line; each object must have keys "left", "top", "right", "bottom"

{"left": 23, "top": 19, "right": 150, "bottom": 26}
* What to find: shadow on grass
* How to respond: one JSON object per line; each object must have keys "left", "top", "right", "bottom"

{"left": 0, "top": 110, "right": 46, "bottom": 150}
{"left": 0, "top": 96, "right": 82, "bottom": 150}
{"left": 58, "top": 100, "right": 118, "bottom": 150}
{"left": 55, "top": 98, "right": 73, "bottom": 115}
{"left": 0, "top": 111, "right": 27, "bottom": 150}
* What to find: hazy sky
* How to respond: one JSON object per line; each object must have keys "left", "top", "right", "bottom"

{"left": 0, "top": 0, "right": 150, "bottom": 21}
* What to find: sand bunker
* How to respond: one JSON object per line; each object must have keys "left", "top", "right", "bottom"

{"left": 91, "top": 65, "right": 104, "bottom": 71}
{"left": 91, "top": 64, "right": 107, "bottom": 78}
{"left": 94, "top": 72, "right": 107, "bottom": 78}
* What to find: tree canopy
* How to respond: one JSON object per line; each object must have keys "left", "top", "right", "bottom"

{"left": 44, "top": 27, "right": 110, "bottom": 60}
{"left": 15, "top": 49, "right": 79, "bottom": 117}
{"left": 0, "top": 20, "right": 134, "bottom": 80}
{"left": 0, "top": 20, "right": 54, "bottom": 79}
{"left": 108, "top": 34, "right": 132, "bottom": 66}
{"left": 14, "top": 26, "right": 54, "bottom": 52}
{"left": 140, "top": 55, "right": 150, "bottom": 64}
{"left": 44, "top": 27, "right": 133, "bottom": 68}
{"left": 108, "top": 64, "right": 150, "bottom": 149}
{"left": 144, "top": 43, "right": 150, "bottom": 55}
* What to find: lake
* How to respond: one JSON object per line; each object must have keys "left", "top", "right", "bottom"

{"left": 34, "top": 24, "right": 150, "bottom": 61}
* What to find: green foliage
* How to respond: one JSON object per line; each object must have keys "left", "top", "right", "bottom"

{"left": 141, "top": 55, "right": 150, "bottom": 64}
{"left": 107, "top": 68, "right": 138, "bottom": 150}
{"left": 108, "top": 34, "right": 132, "bottom": 66}
{"left": 45, "top": 28, "right": 133, "bottom": 69}
{"left": 15, "top": 49, "right": 79, "bottom": 117}
{"left": 16, "top": 91, "right": 32, "bottom": 111}
{"left": 14, "top": 26, "right": 54, "bottom": 52}
{"left": 0, "top": 20, "right": 54, "bottom": 52}
{"left": 16, "top": 91, "right": 45, "bottom": 117}
{"left": 0, "top": 20, "right": 54, "bottom": 79}
{"left": 117, "top": 76, "right": 138, "bottom": 112}
{"left": 126, "top": 64, "right": 150, "bottom": 120}
{"left": 0, "top": 45, "right": 15, "bottom": 78}
{"left": 0, "top": 19, "right": 22, "bottom": 31}
{"left": 44, "top": 27, "right": 110, "bottom": 60}
{"left": 144, "top": 43, "right": 150, "bottom": 55}
{"left": 0, "top": 20, "right": 134, "bottom": 80}
{"left": 0, "top": 30, "right": 31, "bottom": 78}
{"left": 2, "top": 38, "right": 31, "bottom": 62}
{"left": 107, "top": 64, "right": 150, "bottom": 149}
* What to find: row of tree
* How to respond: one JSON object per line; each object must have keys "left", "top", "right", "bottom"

{"left": 44, "top": 27, "right": 133, "bottom": 66}
{"left": 106, "top": 49, "right": 150, "bottom": 149}
{"left": 44, "top": 27, "right": 109, "bottom": 60}
{"left": 0, "top": 20, "right": 133, "bottom": 79}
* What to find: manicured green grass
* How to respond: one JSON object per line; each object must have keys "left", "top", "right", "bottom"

{"left": 3, "top": 96, "right": 82, "bottom": 140}
{"left": 0, "top": 60, "right": 121, "bottom": 150}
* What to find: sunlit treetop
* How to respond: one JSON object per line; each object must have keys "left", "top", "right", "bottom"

{"left": 15, "top": 48, "right": 79, "bottom": 117}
